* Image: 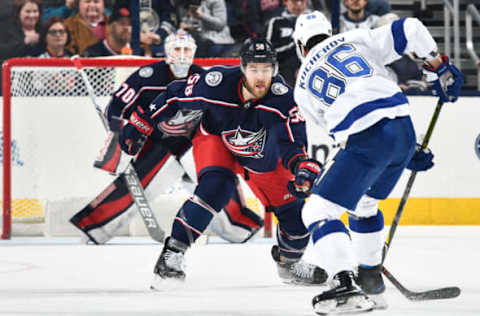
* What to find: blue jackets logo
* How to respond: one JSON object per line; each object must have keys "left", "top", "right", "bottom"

{"left": 222, "top": 127, "right": 266, "bottom": 158}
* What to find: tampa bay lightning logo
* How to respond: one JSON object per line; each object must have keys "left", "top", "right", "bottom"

{"left": 159, "top": 110, "right": 202, "bottom": 135}
{"left": 222, "top": 126, "right": 266, "bottom": 158}
{"left": 475, "top": 134, "right": 480, "bottom": 160}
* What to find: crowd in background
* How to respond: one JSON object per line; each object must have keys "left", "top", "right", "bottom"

{"left": 1, "top": 0, "right": 429, "bottom": 94}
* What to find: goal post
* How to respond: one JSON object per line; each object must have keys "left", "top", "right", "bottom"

{"left": 1, "top": 57, "right": 271, "bottom": 240}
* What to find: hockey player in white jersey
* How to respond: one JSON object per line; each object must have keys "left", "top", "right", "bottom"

{"left": 292, "top": 11, "right": 463, "bottom": 315}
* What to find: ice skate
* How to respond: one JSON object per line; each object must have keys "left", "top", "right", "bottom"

{"left": 356, "top": 265, "right": 388, "bottom": 310}
{"left": 271, "top": 245, "right": 327, "bottom": 285}
{"left": 312, "top": 270, "right": 375, "bottom": 315}
{"left": 150, "top": 237, "right": 188, "bottom": 290}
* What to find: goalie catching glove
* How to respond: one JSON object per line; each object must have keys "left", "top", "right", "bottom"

{"left": 287, "top": 156, "right": 323, "bottom": 199}
{"left": 423, "top": 54, "right": 464, "bottom": 103}
{"left": 119, "top": 107, "right": 153, "bottom": 156}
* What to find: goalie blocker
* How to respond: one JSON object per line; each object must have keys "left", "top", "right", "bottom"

{"left": 71, "top": 137, "right": 263, "bottom": 244}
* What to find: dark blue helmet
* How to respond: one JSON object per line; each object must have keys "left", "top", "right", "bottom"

{"left": 240, "top": 38, "right": 278, "bottom": 76}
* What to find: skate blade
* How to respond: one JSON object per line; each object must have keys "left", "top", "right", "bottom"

{"left": 150, "top": 274, "right": 185, "bottom": 291}
{"left": 313, "top": 295, "right": 375, "bottom": 315}
{"left": 368, "top": 294, "right": 388, "bottom": 310}
{"left": 281, "top": 279, "right": 329, "bottom": 287}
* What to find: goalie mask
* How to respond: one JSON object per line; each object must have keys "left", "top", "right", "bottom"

{"left": 293, "top": 11, "right": 332, "bottom": 62}
{"left": 240, "top": 38, "right": 278, "bottom": 77}
{"left": 165, "top": 30, "right": 197, "bottom": 78}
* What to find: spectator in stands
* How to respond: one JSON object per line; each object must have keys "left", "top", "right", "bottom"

{"left": 82, "top": 4, "right": 134, "bottom": 57}
{"left": 366, "top": 0, "right": 391, "bottom": 16}
{"left": 242, "top": 0, "right": 284, "bottom": 39}
{"left": 10, "top": 0, "right": 43, "bottom": 58}
{"left": 37, "top": 17, "right": 73, "bottom": 57}
{"left": 42, "top": 0, "right": 112, "bottom": 22}
{"left": 265, "top": 0, "right": 310, "bottom": 86}
{"left": 144, "top": 0, "right": 178, "bottom": 57}
{"left": 340, "top": 0, "right": 380, "bottom": 32}
{"left": 64, "top": 0, "right": 108, "bottom": 55}
{"left": 178, "top": 0, "right": 235, "bottom": 57}
{"left": 42, "top": 0, "right": 75, "bottom": 22}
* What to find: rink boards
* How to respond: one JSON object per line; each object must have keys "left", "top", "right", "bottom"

{"left": 1, "top": 95, "right": 479, "bottom": 226}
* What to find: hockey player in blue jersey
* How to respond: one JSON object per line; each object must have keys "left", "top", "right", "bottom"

{"left": 70, "top": 30, "right": 263, "bottom": 245}
{"left": 292, "top": 11, "right": 463, "bottom": 314}
{"left": 119, "top": 37, "right": 328, "bottom": 288}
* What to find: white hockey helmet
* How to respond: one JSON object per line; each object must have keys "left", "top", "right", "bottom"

{"left": 165, "top": 30, "right": 197, "bottom": 78}
{"left": 293, "top": 11, "right": 332, "bottom": 61}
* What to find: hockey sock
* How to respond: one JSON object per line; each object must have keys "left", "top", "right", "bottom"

{"left": 309, "top": 219, "right": 357, "bottom": 278}
{"left": 275, "top": 201, "right": 309, "bottom": 260}
{"left": 349, "top": 210, "right": 385, "bottom": 266}
{"left": 171, "top": 171, "right": 236, "bottom": 246}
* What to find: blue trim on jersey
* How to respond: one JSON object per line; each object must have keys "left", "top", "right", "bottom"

{"left": 391, "top": 17, "right": 407, "bottom": 56}
{"left": 311, "top": 219, "right": 349, "bottom": 244}
{"left": 349, "top": 210, "right": 384, "bottom": 233}
{"left": 330, "top": 92, "right": 408, "bottom": 134}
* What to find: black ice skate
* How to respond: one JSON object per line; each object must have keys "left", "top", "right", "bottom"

{"left": 150, "top": 237, "right": 188, "bottom": 290}
{"left": 356, "top": 265, "right": 388, "bottom": 310}
{"left": 312, "top": 270, "right": 375, "bottom": 315}
{"left": 271, "top": 245, "right": 328, "bottom": 285}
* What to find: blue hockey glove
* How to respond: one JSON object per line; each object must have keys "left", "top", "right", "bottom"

{"left": 423, "top": 54, "right": 464, "bottom": 102}
{"left": 119, "top": 107, "right": 153, "bottom": 155}
{"left": 406, "top": 144, "right": 434, "bottom": 172}
{"left": 287, "top": 157, "right": 323, "bottom": 199}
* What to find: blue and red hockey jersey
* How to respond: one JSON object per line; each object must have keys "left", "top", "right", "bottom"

{"left": 145, "top": 66, "right": 308, "bottom": 173}
{"left": 106, "top": 60, "right": 205, "bottom": 137}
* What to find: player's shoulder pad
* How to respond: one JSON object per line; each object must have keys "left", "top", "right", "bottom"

{"left": 202, "top": 65, "right": 241, "bottom": 88}
{"left": 190, "top": 64, "right": 206, "bottom": 75}
{"left": 259, "top": 77, "right": 296, "bottom": 117}
{"left": 132, "top": 60, "right": 169, "bottom": 84}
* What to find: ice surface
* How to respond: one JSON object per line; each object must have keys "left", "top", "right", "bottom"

{"left": 0, "top": 226, "right": 479, "bottom": 316}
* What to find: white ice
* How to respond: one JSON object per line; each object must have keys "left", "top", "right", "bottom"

{"left": 0, "top": 226, "right": 479, "bottom": 316}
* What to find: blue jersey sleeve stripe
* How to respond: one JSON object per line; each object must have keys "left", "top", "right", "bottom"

{"left": 330, "top": 92, "right": 408, "bottom": 134}
{"left": 391, "top": 17, "right": 407, "bottom": 56}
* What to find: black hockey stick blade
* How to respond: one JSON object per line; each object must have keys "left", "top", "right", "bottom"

{"left": 382, "top": 266, "right": 460, "bottom": 301}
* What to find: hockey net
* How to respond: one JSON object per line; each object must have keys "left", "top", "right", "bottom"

{"left": 1, "top": 57, "right": 270, "bottom": 239}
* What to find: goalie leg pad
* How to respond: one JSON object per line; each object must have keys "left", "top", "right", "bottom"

{"left": 70, "top": 145, "right": 181, "bottom": 244}
{"left": 94, "top": 131, "right": 129, "bottom": 174}
{"left": 170, "top": 170, "right": 236, "bottom": 246}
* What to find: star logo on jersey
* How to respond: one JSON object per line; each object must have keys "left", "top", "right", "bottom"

{"left": 149, "top": 103, "right": 156, "bottom": 111}
{"left": 159, "top": 110, "right": 202, "bottom": 136}
{"left": 222, "top": 126, "right": 266, "bottom": 159}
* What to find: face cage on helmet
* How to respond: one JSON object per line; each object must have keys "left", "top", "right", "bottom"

{"left": 165, "top": 38, "right": 197, "bottom": 79}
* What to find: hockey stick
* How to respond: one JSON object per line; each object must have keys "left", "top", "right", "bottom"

{"left": 72, "top": 57, "right": 165, "bottom": 243}
{"left": 381, "top": 266, "right": 460, "bottom": 301}
{"left": 383, "top": 99, "right": 444, "bottom": 258}
{"left": 381, "top": 99, "right": 460, "bottom": 300}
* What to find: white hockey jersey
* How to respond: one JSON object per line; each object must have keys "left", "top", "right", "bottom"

{"left": 294, "top": 17, "right": 438, "bottom": 142}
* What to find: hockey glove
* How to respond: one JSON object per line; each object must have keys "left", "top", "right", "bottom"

{"left": 406, "top": 144, "right": 434, "bottom": 172}
{"left": 119, "top": 107, "right": 153, "bottom": 156}
{"left": 423, "top": 54, "right": 464, "bottom": 103}
{"left": 287, "top": 157, "right": 323, "bottom": 199}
